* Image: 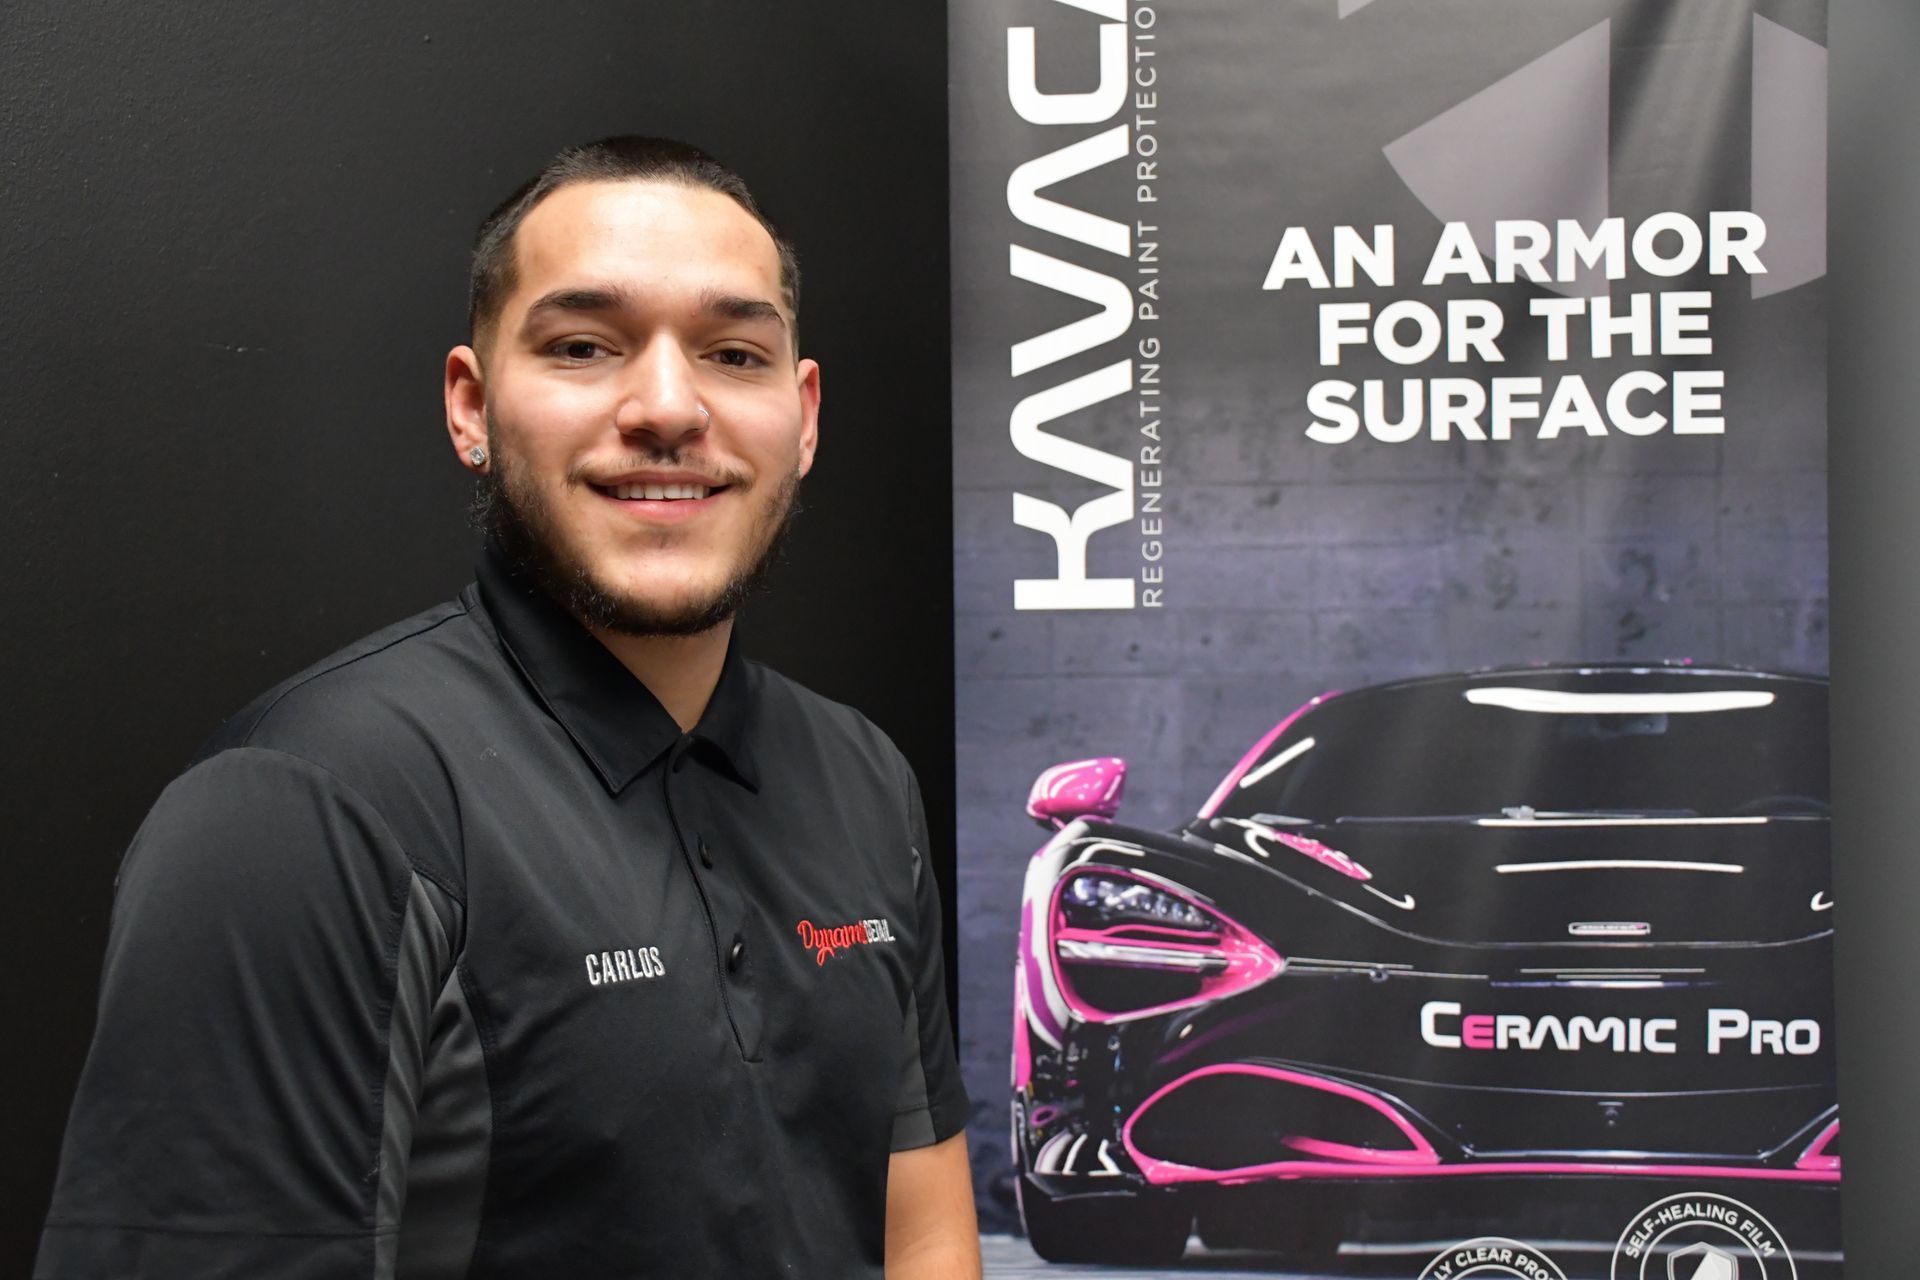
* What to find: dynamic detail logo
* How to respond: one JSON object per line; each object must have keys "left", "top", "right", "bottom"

{"left": 796, "top": 917, "right": 896, "bottom": 966}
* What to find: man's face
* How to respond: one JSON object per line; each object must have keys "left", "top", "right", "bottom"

{"left": 455, "top": 179, "right": 819, "bottom": 636}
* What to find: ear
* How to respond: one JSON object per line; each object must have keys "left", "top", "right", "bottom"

{"left": 445, "top": 344, "right": 489, "bottom": 472}
{"left": 794, "top": 357, "right": 821, "bottom": 478}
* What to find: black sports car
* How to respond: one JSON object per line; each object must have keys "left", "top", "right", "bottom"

{"left": 1011, "top": 665, "right": 1838, "bottom": 1267}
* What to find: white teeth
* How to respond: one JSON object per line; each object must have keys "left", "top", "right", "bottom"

{"left": 611, "top": 483, "right": 711, "bottom": 501}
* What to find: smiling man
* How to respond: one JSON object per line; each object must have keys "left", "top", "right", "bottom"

{"left": 37, "top": 138, "right": 977, "bottom": 1279}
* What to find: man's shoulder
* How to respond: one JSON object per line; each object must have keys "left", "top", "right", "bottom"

{"left": 107, "top": 596, "right": 497, "bottom": 906}
{"left": 175, "top": 596, "right": 502, "bottom": 881}
{"left": 746, "top": 660, "right": 914, "bottom": 784}
{"left": 198, "top": 596, "right": 487, "bottom": 765}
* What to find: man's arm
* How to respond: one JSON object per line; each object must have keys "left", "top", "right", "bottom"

{"left": 36, "top": 747, "right": 446, "bottom": 1279}
{"left": 883, "top": 765, "right": 978, "bottom": 1276}
{"left": 885, "top": 1132, "right": 981, "bottom": 1279}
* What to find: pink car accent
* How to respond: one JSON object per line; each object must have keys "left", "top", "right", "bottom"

{"left": 1055, "top": 923, "right": 1230, "bottom": 952}
{"left": 1260, "top": 827, "right": 1373, "bottom": 882}
{"left": 1198, "top": 693, "right": 1339, "bottom": 819}
{"left": 1282, "top": 1135, "right": 1441, "bottom": 1166}
{"left": 1120, "top": 1063, "right": 1842, "bottom": 1187}
{"left": 1027, "top": 757, "right": 1127, "bottom": 826}
{"left": 1019, "top": 859, "right": 1066, "bottom": 1043}
{"left": 1796, "top": 1119, "right": 1840, "bottom": 1172}
{"left": 1012, "top": 969, "right": 1033, "bottom": 1089}
{"left": 1046, "top": 871, "right": 1284, "bottom": 1023}
{"left": 1122, "top": 1063, "right": 1438, "bottom": 1180}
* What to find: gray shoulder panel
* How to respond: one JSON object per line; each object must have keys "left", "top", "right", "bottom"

{"left": 392, "top": 958, "right": 492, "bottom": 1279}
{"left": 374, "top": 873, "right": 459, "bottom": 1278}
{"left": 890, "top": 986, "right": 938, "bottom": 1151}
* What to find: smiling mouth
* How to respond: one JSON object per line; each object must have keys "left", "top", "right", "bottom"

{"left": 597, "top": 481, "right": 721, "bottom": 501}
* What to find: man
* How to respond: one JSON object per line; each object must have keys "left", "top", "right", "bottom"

{"left": 37, "top": 137, "right": 978, "bottom": 1279}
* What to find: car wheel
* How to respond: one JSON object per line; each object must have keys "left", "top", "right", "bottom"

{"left": 1017, "top": 1173, "right": 1191, "bottom": 1266}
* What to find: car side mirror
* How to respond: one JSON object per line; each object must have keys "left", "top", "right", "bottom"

{"left": 1026, "top": 757, "right": 1127, "bottom": 828}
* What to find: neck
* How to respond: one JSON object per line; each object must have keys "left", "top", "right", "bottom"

{"left": 586, "top": 618, "right": 734, "bottom": 732}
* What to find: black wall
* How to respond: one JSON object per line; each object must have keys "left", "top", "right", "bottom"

{"left": 1, "top": 3, "right": 951, "bottom": 1272}
{"left": 1828, "top": 0, "right": 1920, "bottom": 1273}
{"left": 6, "top": 0, "right": 1918, "bottom": 1274}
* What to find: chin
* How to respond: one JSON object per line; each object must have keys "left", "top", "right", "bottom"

{"left": 598, "top": 567, "right": 730, "bottom": 612}
{"left": 576, "top": 568, "right": 748, "bottom": 638}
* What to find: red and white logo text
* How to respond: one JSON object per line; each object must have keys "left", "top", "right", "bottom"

{"left": 796, "top": 917, "right": 896, "bottom": 965}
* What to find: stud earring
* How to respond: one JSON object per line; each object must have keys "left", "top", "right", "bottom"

{"left": 469, "top": 446, "right": 488, "bottom": 466}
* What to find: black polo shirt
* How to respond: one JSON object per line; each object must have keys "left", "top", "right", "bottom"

{"left": 37, "top": 548, "right": 968, "bottom": 1279}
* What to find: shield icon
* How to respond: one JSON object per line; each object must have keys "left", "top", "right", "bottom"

{"left": 1670, "top": 1242, "right": 1740, "bottom": 1280}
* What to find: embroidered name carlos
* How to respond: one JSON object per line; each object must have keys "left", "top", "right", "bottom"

{"left": 585, "top": 946, "right": 666, "bottom": 986}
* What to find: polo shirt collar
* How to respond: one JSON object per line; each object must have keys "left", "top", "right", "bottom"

{"left": 475, "top": 545, "right": 759, "bottom": 795}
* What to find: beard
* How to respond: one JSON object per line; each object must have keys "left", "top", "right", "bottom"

{"left": 472, "top": 419, "right": 803, "bottom": 638}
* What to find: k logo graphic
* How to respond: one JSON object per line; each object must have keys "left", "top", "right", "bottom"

{"left": 1671, "top": 1242, "right": 1740, "bottom": 1280}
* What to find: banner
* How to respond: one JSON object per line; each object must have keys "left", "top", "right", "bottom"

{"left": 951, "top": 2, "right": 1835, "bottom": 1275}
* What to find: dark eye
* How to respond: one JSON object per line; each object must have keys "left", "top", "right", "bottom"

{"left": 713, "top": 348, "right": 763, "bottom": 369}
{"left": 551, "top": 339, "right": 606, "bottom": 361}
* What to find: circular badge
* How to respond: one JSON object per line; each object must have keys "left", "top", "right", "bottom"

{"left": 1611, "top": 1193, "right": 1797, "bottom": 1280}
{"left": 1419, "top": 1235, "right": 1568, "bottom": 1280}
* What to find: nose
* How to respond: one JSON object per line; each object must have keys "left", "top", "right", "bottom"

{"left": 612, "top": 337, "right": 709, "bottom": 445}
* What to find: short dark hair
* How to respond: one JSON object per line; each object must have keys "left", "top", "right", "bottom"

{"left": 467, "top": 135, "right": 800, "bottom": 352}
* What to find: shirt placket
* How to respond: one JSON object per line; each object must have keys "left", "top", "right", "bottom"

{"left": 661, "top": 734, "right": 765, "bottom": 1063}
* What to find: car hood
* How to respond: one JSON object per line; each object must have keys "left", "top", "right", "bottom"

{"left": 1197, "top": 816, "right": 1831, "bottom": 948}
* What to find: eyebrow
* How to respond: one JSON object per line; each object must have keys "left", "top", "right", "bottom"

{"left": 522, "top": 286, "right": 634, "bottom": 324}
{"left": 699, "top": 289, "right": 787, "bottom": 330}
{"left": 521, "top": 285, "right": 788, "bottom": 333}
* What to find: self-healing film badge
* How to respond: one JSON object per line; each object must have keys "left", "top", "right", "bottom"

{"left": 1612, "top": 1194, "right": 1797, "bottom": 1280}
{"left": 1419, "top": 1235, "right": 1567, "bottom": 1279}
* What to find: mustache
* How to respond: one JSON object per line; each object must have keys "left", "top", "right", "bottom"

{"left": 569, "top": 449, "right": 751, "bottom": 491}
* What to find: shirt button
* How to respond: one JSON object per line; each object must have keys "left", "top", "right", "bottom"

{"left": 699, "top": 838, "right": 714, "bottom": 869}
{"left": 727, "top": 938, "right": 745, "bottom": 972}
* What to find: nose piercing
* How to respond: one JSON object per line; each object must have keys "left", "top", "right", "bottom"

{"left": 469, "top": 446, "right": 488, "bottom": 466}
{"left": 698, "top": 404, "right": 712, "bottom": 424}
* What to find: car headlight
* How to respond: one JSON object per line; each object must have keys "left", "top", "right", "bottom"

{"left": 1048, "top": 868, "right": 1284, "bottom": 1022}
{"left": 1062, "top": 874, "right": 1220, "bottom": 932}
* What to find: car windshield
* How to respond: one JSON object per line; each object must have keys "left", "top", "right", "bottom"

{"left": 1212, "top": 675, "right": 1829, "bottom": 823}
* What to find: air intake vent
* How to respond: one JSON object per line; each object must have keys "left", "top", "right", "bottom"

{"left": 1126, "top": 1065, "right": 1433, "bottom": 1172}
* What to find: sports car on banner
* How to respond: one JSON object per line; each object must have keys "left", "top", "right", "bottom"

{"left": 1011, "top": 665, "right": 1837, "bottom": 1268}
